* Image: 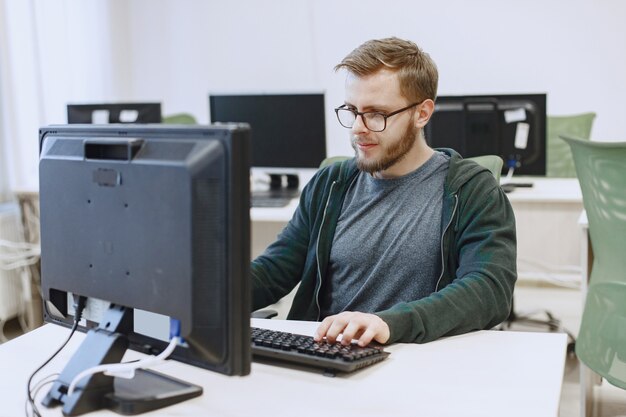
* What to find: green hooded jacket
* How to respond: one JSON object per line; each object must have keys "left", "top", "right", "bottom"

{"left": 251, "top": 149, "right": 517, "bottom": 344}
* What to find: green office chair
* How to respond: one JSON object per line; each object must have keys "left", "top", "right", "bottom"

{"left": 162, "top": 113, "right": 197, "bottom": 124}
{"left": 466, "top": 155, "right": 502, "bottom": 182}
{"left": 469, "top": 153, "right": 573, "bottom": 341}
{"left": 466, "top": 155, "right": 562, "bottom": 334}
{"left": 546, "top": 113, "right": 596, "bottom": 178}
{"left": 318, "top": 156, "right": 350, "bottom": 169}
{"left": 561, "top": 135, "right": 626, "bottom": 390}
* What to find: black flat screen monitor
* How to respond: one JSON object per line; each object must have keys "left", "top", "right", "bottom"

{"left": 38, "top": 124, "right": 251, "bottom": 415}
{"left": 425, "top": 94, "right": 547, "bottom": 176}
{"left": 209, "top": 93, "right": 327, "bottom": 170}
{"left": 67, "top": 103, "right": 162, "bottom": 124}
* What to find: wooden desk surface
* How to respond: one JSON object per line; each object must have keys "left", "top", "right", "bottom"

{"left": 1, "top": 319, "right": 567, "bottom": 417}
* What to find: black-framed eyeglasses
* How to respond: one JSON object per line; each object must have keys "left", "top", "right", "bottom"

{"left": 334, "top": 102, "right": 421, "bottom": 132}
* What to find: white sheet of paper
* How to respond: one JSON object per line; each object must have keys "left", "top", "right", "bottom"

{"left": 514, "top": 122, "right": 530, "bottom": 149}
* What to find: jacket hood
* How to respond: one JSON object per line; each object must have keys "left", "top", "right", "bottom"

{"left": 333, "top": 148, "right": 491, "bottom": 194}
{"left": 436, "top": 148, "right": 493, "bottom": 194}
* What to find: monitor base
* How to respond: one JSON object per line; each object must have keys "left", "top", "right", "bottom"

{"left": 105, "top": 369, "right": 202, "bottom": 415}
{"left": 42, "top": 305, "right": 202, "bottom": 416}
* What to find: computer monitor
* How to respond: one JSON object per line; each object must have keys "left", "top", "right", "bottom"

{"left": 425, "top": 94, "right": 547, "bottom": 176}
{"left": 208, "top": 93, "right": 326, "bottom": 193}
{"left": 38, "top": 124, "right": 251, "bottom": 415}
{"left": 67, "top": 103, "right": 162, "bottom": 124}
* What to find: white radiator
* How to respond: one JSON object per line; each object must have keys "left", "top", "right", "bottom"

{"left": 0, "top": 203, "right": 26, "bottom": 327}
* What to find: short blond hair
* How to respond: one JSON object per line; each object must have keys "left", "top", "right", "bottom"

{"left": 335, "top": 37, "right": 438, "bottom": 103}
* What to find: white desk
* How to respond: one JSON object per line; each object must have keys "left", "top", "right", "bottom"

{"left": 1, "top": 320, "right": 567, "bottom": 417}
{"left": 251, "top": 199, "right": 299, "bottom": 257}
{"left": 504, "top": 177, "right": 583, "bottom": 285}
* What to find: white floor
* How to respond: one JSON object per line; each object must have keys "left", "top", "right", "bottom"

{"left": 2, "top": 283, "right": 625, "bottom": 417}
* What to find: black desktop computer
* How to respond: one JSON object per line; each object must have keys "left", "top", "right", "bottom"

{"left": 37, "top": 124, "right": 251, "bottom": 415}
{"left": 209, "top": 93, "right": 327, "bottom": 206}
{"left": 67, "top": 103, "right": 162, "bottom": 124}
{"left": 425, "top": 93, "right": 547, "bottom": 177}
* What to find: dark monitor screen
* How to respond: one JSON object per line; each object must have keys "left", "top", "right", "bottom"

{"left": 38, "top": 124, "right": 250, "bottom": 414}
{"left": 425, "top": 94, "right": 547, "bottom": 176}
{"left": 209, "top": 93, "right": 326, "bottom": 170}
{"left": 67, "top": 103, "right": 162, "bottom": 124}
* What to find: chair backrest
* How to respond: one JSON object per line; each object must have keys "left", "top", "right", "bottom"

{"left": 561, "top": 134, "right": 626, "bottom": 390}
{"left": 319, "top": 156, "right": 350, "bottom": 169}
{"left": 466, "top": 155, "right": 503, "bottom": 182}
{"left": 162, "top": 113, "right": 197, "bottom": 124}
{"left": 319, "top": 154, "right": 503, "bottom": 181}
{"left": 546, "top": 113, "right": 596, "bottom": 178}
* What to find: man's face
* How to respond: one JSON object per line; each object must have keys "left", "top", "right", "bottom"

{"left": 343, "top": 69, "right": 418, "bottom": 175}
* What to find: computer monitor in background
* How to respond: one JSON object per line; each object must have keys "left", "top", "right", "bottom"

{"left": 67, "top": 103, "right": 162, "bottom": 124}
{"left": 425, "top": 94, "right": 547, "bottom": 177}
{"left": 38, "top": 124, "right": 251, "bottom": 415}
{"left": 208, "top": 93, "right": 326, "bottom": 196}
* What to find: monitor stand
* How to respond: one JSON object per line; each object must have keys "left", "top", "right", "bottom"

{"left": 268, "top": 174, "right": 299, "bottom": 194}
{"left": 42, "top": 304, "right": 202, "bottom": 416}
{"left": 251, "top": 173, "right": 301, "bottom": 207}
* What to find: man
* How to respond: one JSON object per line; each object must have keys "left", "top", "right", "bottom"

{"left": 251, "top": 37, "right": 516, "bottom": 346}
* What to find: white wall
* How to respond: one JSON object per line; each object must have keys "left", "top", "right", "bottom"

{"left": 0, "top": 0, "right": 122, "bottom": 191}
{"left": 4, "top": 0, "right": 626, "bottom": 189}
{"left": 118, "top": 0, "right": 626, "bottom": 161}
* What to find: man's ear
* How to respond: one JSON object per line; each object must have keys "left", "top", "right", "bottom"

{"left": 414, "top": 99, "right": 435, "bottom": 129}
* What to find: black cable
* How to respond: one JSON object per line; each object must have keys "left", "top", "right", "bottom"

{"left": 24, "top": 374, "right": 58, "bottom": 417}
{"left": 25, "top": 296, "right": 87, "bottom": 417}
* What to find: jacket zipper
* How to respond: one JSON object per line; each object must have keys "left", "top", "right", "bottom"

{"left": 435, "top": 193, "right": 458, "bottom": 292}
{"left": 314, "top": 180, "right": 337, "bottom": 321}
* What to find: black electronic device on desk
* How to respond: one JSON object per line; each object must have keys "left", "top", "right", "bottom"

{"left": 252, "top": 190, "right": 299, "bottom": 208}
{"left": 501, "top": 181, "right": 534, "bottom": 193}
{"left": 209, "top": 93, "right": 327, "bottom": 206}
{"left": 251, "top": 327, "right": 390, "bottom": 376}
{"left": 67, "top": 102, "right": 162, "bottom": 124}
{"left": 37, "top": 124, "right": 251, "bottom": 416}
{"left": 251, "top": 172, "right": 302, "bottom": 207}
{"left": 426, "top": 93, "right": 546, "bottom": 177}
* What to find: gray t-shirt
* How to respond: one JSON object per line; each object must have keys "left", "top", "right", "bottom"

{"left": 320, "top": 151, "right": 450, "bottom": 317}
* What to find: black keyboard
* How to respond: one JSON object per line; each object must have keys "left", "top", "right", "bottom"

{"left": 251, "top": 189, "right": 299, "bottom": 208}
{"left": 251, "top": 196, "right": 292, "bottom": 208}
{"left": 251, "top": 327, "right": 390, "bottom": 374}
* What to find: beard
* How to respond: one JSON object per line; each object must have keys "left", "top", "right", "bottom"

{"left": 352, "top": 122, "right": 419, "bottom": 175}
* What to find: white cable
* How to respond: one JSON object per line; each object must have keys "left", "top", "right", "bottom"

{"left": 0, "top": 238, "right": 38, "bottom": 250}
{"left": 0, "top": 239, "right": 40, "bottom": 270}
{"left": 67, "top": 336, "right": 180, "bottom": 396}
{"left": 0, "top": 255, "right": 39, "bottom": 267}
{"left": 0, "top": 256, "right": 40, "bottom": 270}
{"left": 502, "top": 166, "right": 514, "bottom": 183}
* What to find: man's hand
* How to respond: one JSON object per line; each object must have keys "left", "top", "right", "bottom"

{"left": 314, "top": 311, "right": 390, "bottom": 347}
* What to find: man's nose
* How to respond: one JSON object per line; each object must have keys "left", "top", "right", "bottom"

{"left": 351, "top": 114, "right": 368, "bottom": 134}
